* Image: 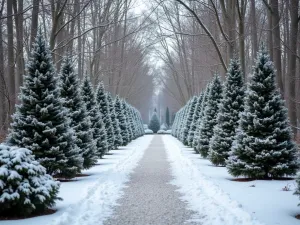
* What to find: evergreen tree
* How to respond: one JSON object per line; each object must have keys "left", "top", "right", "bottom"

{"left": 182, "top": 96, "right": 198, "bottom": 145}
{"left": 0, "top": 144, "right": 60, "bottom": 217}
{"left": 81, "top": 76, "right": 108, "bottom": 158}
{"left": 209, "top": 58, "right": 245, "bottom": 166}
{"left": 197, "top": 75, "right": 223, "bottom": 158}
{"left": 187, "top": 93, "right": 203, "bottom": 146}
{"left": 8, "top": 33, "right": 77, "bottom": 177}
{"left": 165, "top": 107, "right": 170, "bottom": 128}
{"left": 226, "top": 47, "right": 298, "bottom": 178}
{"left": 192, "top": 83, "right": 211, "bottom": 150}
{"left": 123, "top": 100, "right": 133, "bottom": 141}
{"left": 149, "top": 110, "right": 160, "bottom": 133}
{"left": 59, "top": 57, "right": 96, "bottom": 169}
{"left": 115, "top": 96, "right": 130, "bottom": 145}
{"left": 107, "top": 93, "right": 123, "bottom": 148}
{"left": 96, "top": 82, "right": 115, "bottom": 150}
{"left": 129, "top": 106, "right": 137, "bottom": 138}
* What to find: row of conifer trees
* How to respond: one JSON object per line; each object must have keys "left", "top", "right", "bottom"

{"left": 172, "top": 47, "right": 299, "bottom": 181}
{"left": 0, "top": 32, "right": 144, "bottom": 217}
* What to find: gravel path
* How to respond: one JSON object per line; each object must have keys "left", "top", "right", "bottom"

{"left": 103, "top": 135, "right": 199, "bottom": 225}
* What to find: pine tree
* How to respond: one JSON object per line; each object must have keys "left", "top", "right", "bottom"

{"left": 166, "top": 107, "right": 170, "bottom": 128}
{"left": 149, "top": 110, "right": 160, "bottom": 133}
{"left": 0, "top": 144, "right": 61, "bottom": 217}
{"left": 192, "top": 83, "right": 211, "bottom": 150}
{"left": 182, "top": 96, "right": 198, "bottom": 145}
{"left": 226, "top": 47, "right": 298, "bottom": 178}
{"left": 107, "top": 93, "right": 123, "bottom": 148}
{"left": 115, "top": 96, "right": 130, "bottom": 145}
{"left": 8, "top": 32, "right": 77, "bottom": 177}
{"left": 96, "top": 82, "right": 115, "bottom": 150}
{"left": 59, "top": 57, "right": 96, "bottom": 169}
{"left": 209, "top": 58, "right": 245, "bottom": 166}
{"left": 81, "top": 76, "right": 108, "bottom": 158}
{"left": 187, "top": 93, "right": 203, "bottom": 146}
{"left": 197, "top": 75, "right": 223, "bottom": 158}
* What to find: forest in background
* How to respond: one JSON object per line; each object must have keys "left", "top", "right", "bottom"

{"left": 0, "top": 0, "right": 299, "bottom": 137}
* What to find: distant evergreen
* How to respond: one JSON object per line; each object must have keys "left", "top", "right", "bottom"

{"left": 115, "top": 96, "right": 130, "bottom": 145}
{"left": 182, "top": 96, "right": 198, "bottom": 145}
{"left": 149, "top": 109, "right": 160, "bottom": 133}
{"left": 197, "top": 75, "right": 223, "bottom": 158}
{"left": 107, "top": 93, "right": 123, "bottom": 148}
{"left": 96, "top": 82, "right": 115, "bottom": 150}
{"left": 81, "top": 76, "right": 108, "bottom": 158}
{"left": 187, "top": 93, "right": 203, "bottom": 147}
{"left": 209, "top": 58, "right": 245, "bottom": 166}
{"left": 165, "top": 107, "right": 170, "bottom": 128}
{"left": 193, "top": 83, "right": 211, "bottom": 151}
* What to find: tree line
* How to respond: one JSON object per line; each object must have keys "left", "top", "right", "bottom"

{"left": 0, "top": 31, "right": 144, "bottom": 218}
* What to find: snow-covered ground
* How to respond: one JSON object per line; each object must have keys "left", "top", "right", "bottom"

{"left": 2, "top": 135, "right": 153, "bottom": 225}
{"left": 163, "top": 135, "right": 300, "bottom": 225}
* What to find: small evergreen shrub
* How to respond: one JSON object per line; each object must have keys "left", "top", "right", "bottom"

{"left": 0, "top": 144, "right": 60, "bottom": 217}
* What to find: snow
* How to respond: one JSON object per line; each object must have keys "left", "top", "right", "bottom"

{"left": 2, "top": 135, "right": 153, "bottom": 225}
{"left": 163, "top": 135, "right": 300, "bottom": 225}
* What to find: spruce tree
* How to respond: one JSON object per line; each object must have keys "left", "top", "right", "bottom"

{"left": 107, "top": 93, "right": 123, "bottom": 148}
{"left": 115, "top": 96, "right": 130, "bottom": 145}
{"left": 192, "top": 83, "right": 211, "bottom": 150}
{"left": 209, "top": 58, "right": 245, "bottom": 166}
{"left": 149, "top": 110, "right": 160, "bottom": 133}
{"left": 59, "top": 57, "right": 96, "bottom": 169}
{"left": 81, "top": 76, "right": 108, "bottom": 158}
{"left": 96, "top": 82, "right": 115, "bottom": 150}
{"left": 8, "top": 32, "right": 77, "bottom": 177}
{"left": 0, "top": 144, "right": 61, "bottom": 217}
{"left": 197, "top": 75, "right": 223, "bottom": 158}
{"left": 123, "top": 100, "right": 133, "bottom": 141}
{"left": 226, "top": 47, "right": 298, "bottom": 178}
{"left": 128, "top": 106, "right": 137, "bottom": 138}
{"left": 182, "top": 96, "right": 198, "bottom": 145}
{"left": 166, "top": 107, "right": 170, "bottom": 128}
{"left": 187, "top": 93, "right": 203, "bottom": 146}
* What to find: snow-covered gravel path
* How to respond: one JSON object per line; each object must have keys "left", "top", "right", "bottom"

{"left": 103, "top": 135, "right": 199, "bottom": 225}
{"left": 163, "top": 135, "right": 264, "bottom": 225}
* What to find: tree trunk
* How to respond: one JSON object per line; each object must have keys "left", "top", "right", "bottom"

{"left": 270, "top": 0, "right": 284, "bottom": 94}
{"left": 30, "top": 0, "right": 39, "bottom": 50}
{"left": 7, "top": 0, "right": 15, "bottom": 115}
{"left": 250, "top": 0, "right": 258, "bottom": 58}
{"left": 288, "top": 0, "right": 299, "bottom": 137}
{"left": 13, "top": 0, "right": 25, "bottom": 98}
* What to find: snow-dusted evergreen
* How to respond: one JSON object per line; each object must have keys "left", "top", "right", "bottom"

{"left": 165, "top": 107, "right": 170, "bottom": 128}
{"left": 114, "top": 96, "right": 130, "bottom": 145}
{"left": 179, "top": 100, "right": 191, "bottom": 142}
{"left": 96, "top": 82, "right": 115, "bottom": 150}
{"left": 129, "top": 106, "right": 138, "bottom": 138}
{"left": 187, "top": 93, "right": 203, "bottom": 147}
{"left": 182, "top": 96, "right": 198, "bottom": 145}
{"left": 0, "top": 144, "right": 60, "bottom": 217}
{"left": 122, "top": 100, "right": 133, "bottom": 141}
{"left": 59, "top": 57, "right": 96, "bottom": 169}
{"left": 196, "top": 75, "right": 223, "bottom": 158}
{"left": 149, "top": 109, "right": 160, "bottom": 133}
{"left": 209, "top": 58, "right": 245, "bottom": 166}
{"left": 8, "top": 33, "right": 77, "bottom": 177}
{"left": 192, "top": 83, "right": 211, "bottom": 150}
{"left": 107, "top": 93, "right": 123, "bottom": 148}
{"left": 226, "top": 47, "right": 298, "bottom": 178}
{"left": 81, "top": 76, "right": 108, "bottom": 158}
